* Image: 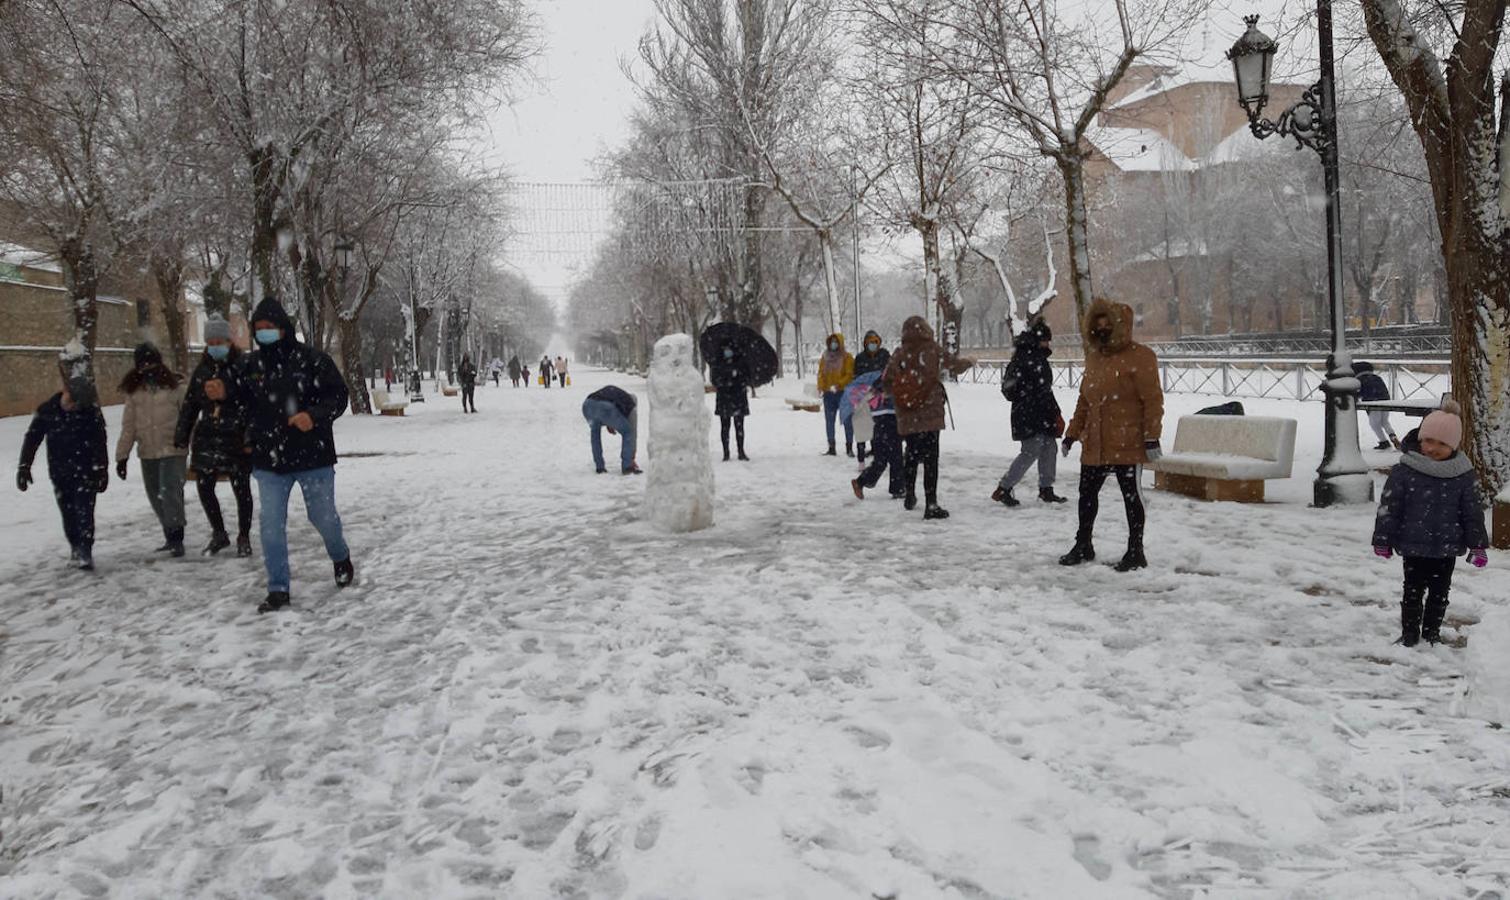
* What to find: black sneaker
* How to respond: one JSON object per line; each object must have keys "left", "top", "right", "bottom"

{"left": 204, "top": 532, "right": 231, "bottom": 556}
{"left": 1039, "top": 488, "right": 1068, "bottom": 504}
{"left": 334, "top": 558, "right": 355, "bottom": 588}
{"left": 923, "top": 504, "right": 950, "bottom": 520}
{"left": 1059, "top": 542, "right": 1096, "bottom": 566}
{"left": 258, "top": 591, "right": 291, "bottom": 614}
{"left": 1374, "top": 441, "right": 1392, "bottom": 451}
{"left": 236, "top": 534, "right": 253, "bottom": 557}
{"left": 1113, "top": 549, "right": 1148, "bottom": 572}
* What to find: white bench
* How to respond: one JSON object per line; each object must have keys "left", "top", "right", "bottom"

{"left": 371, "top": 390, "right": 408, "bottom": 417}
{"left": 785, "top": 382, "right": 822, "bottom": 412}
{"left": 1147, "top": 415, "right": 1297, "bottom": 503}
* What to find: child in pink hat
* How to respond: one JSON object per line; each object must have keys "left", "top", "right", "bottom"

{"left": 1372, "top": 410, "right": 1490, "bottom": 646}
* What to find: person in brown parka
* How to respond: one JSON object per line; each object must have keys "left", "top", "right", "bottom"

{"left": 882, "top": 315, "right": 973, "bottom": 519}
{"left": 1060, "top": 299, "right": 1164, "bottom": 571}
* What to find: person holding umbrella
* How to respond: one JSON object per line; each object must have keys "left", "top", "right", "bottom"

{"left": 700, "top": 322, "right": 779, "bottom": 462}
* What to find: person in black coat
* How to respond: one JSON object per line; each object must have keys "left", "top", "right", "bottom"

{"left": 992, "top": 318, "right": 1066, "bottom": 507}
{"left": 1372, "top": 410, "right": 1490, "bottom": 646}
{"left": 1354, "top": 361, "right": 1398, "bottom": 450}
{"left": 851, "top": 330, "right": 890, "bottom": 462}
{"left": 220, "top": 296, "right": 354, "bottom": 613}
{"left": 708, "top": 343, "right": 751, "bottom": 461}
{"left": 175, "top": 316, "right": 254, "bottom": 557}
{"left": 17, "top": 371, "right": 109, "bottom": 569}
{"left": 457, "top": 354, "right": 478, "bottom": 413}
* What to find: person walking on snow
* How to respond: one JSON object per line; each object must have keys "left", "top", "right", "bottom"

{"left": 993, "top": 318, "right": 1067, "bottom": 507}
{"left": 457, "top": 354, "right": 478, "bottom": 413}
{"left": 508, "top": 356, "right": 522, "bottom": 388}
{"left": 174, "top": 316, "right": 254, "bottom": 557}
{"left": 116, "top": 343, "right": 190, "bottom": 557}
{"left": 849, "top": 375, "right": 905, "bottom": 500}
{"left": 1060, "top": 299, "right": 1164, "bottom": 572}
{"left": 17, "top": 371, "right": 109, "bottom": 569}
{"left": 539, "top": 355, "right": 554, "bottom": 389}
{"left": 882, "top": 316, "right": 973, "bottom": 519}
{"left": 708, "top": 342, "right": 752, "bottom": 461}
{"left": 582, "top": 385, "right": 642, "bottom": 474}
{"left": 220, "top": 297, "right": 355, "bottom": 613}
{"left": 1372, "top": 410, "right": 1489, "bottom": 646}
{"left": 556, "top": 355, "right": 569, "bottom": 387}
{"left": 818, "top": 333, "right": 855, "bottom": 456}
{"left": 1354, "top": 361, "right": 1398, "bottom": 450}
{"left": 851, "top": 330, "right": 890, "bottom": 463}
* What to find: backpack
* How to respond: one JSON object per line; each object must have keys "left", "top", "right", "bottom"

{"left": 1000, "top": 361, "right": 1020, "bottom": 402}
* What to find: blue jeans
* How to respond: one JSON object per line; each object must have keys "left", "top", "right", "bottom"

{"left": 253, "top": 466, "right": 349, "bottom": 593}
{"left": 823, "top": 391, "right": 852, "bottom": 448}
{"left": 582, "top": 399, "right": 636, "bottom": 472}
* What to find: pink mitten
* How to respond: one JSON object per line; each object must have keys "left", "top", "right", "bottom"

{"left": 1373, "top": 545, "right": 1393, "bottom": 560}
{"left": 1468, "top": 548, "right": 1488, "bottom": 569}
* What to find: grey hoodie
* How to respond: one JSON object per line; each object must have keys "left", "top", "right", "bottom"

{"left": 1372, "top": 451, "right": 1489, "bottom": 558}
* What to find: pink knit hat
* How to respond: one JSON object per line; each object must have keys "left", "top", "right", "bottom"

{"left": 1419, "top": 410, "right": 1463, "bottom": 451}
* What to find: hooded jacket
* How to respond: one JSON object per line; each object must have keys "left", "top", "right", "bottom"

{"left": 21, "top": 393, "right": 109, "bottom": 490}
{"left": 234, "top": 297, "right": 349, "bottom": 474}
{"left": 708, "top": 345, "right": 751, "bottom": 418}
{"left": 1065, "top": 299, "right": 1164, "bottom": 465}
{"left": 882, "top": 316, "right": 972, "bottom": 436}
{"left": 175, "top": 347, "right": 252, "bottom": 474}
{"left": 117, "top": 361, "right": 188, "bottom": 463}
{"left": 852, "top": 330, "right": 891, "bottom": 378}
{"left": 1373, "top": 451, "right": 1489, "bottom": 557}
{"left": 457, "top": 357, "right": 478, "bottom": 387}
{"left": 816, "top": 333, "right": 854, "bottom": 393}
{"left": 1002, "top": 320, "right": 1061, "bottom": 442}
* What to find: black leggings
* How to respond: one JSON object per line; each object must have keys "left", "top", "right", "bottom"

{"left": 720, "top": 415, "right": 746, "bottom": 455}
{"left": 1077, "top": 465, "right": 1144, "bottom": 549}
{"left": 903, "top": 430, "right": 940, "bottom": 503}
{"left": 1403, "top": 556, "right": 1455, "bottom": 638}
{"left": 197, "top": 469, "right": 253, "bottom": 537}
{"left": 461, "top": 384, "right": 476, "bottom": 411}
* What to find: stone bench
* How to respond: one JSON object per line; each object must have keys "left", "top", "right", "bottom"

{"left": 786, "top": 382, "right": 822, "bottom": 412}
{"left": 371, "top": 390, "right": 409, "bottom": 417}
{"left": 1147, "top": 415, "right": 1297, "bottom": 503}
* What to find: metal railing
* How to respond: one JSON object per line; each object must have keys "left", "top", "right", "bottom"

{"left": 962, "top": 324, "right": 1453, "bottom": 361}
{"left": 959, "top": 357, "right": 1452, "bottom": 403}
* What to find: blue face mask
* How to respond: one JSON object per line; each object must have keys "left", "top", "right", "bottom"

{"left": 254, "top": 329, "right": 281, "bottom": 345}
{"left": 206, "top": 345, "right": 230, "bottom": 361}
{"left": 723, "top": 348, "right": 734, "bottom": 360}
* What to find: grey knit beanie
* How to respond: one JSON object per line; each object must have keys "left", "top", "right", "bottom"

{"left": 204, "top": 315, "right": 231, "bottom": 342}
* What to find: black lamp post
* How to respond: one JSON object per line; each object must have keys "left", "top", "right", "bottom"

{"left": 333, "top": 238, "right": 354, "bottom": 278}
{"left": 1228, "top": 9, "right": 1371, "bottom": 507}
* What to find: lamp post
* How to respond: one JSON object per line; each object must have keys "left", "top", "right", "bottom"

{"left": 1228, "top": 9, "right": 1371, "bottom": 507}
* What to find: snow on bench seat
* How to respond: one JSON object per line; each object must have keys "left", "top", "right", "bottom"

{"left": 1147, "top": 414, "right": 1296, "bottom": 503}
{"left": 786, "top": 382, "right": 822, "bottom": 412}
{"left": 371, "top": 391, "right": 408, "bottom": 417}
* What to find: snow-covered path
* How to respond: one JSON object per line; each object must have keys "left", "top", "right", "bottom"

{"left": 3, "top": 368, "right": 1509, "bottom": 898}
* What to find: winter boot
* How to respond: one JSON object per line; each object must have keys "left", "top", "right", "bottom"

{"left": 825, "top": 442, "right": 837, "bottom": 457}
{"left": 1421, "top": 598, "right": 1450, "bottom": 645}
{"left": 204, "top": 531, "right": 231, "bottom": 556}
{"left": 1398, "top": 600, "right": 1423, "bottom": 648}
{"left": 904, "top": 489, "right": 918, "bottom": 511}
{"left": 258, "top": 591, "right": 291, "bottom": 614}
{"left": 993, "top": 487, "right": 1020, "bottom": 507}
{"left": 1039, "top": 487, "right": 1068, "bottom": 504}
{"left": 236, "top": 533, "right": 253, "bottom": 557}
{"left": 167, "top": 529, "right": 186, "bottom": 558}
{"left": 738, "top": 450, "right": 750, "bottom": 461}
{"left": 1374, "top": 440, "right": 1392, "bottom": 451}
{"left": 1059, "top": 540, "right": 1096, "bottom": 566}
{"left": 334, "top": 558, "right": 355, "bottom": 588}
{"left": 923, "top": 504, "right": 950, "bottom": 520}
{"left": 845, "top": 443, "right": 854, "bottom": 458}
{"left": 723, "top": 449, "right": 732, "bottom": 462}
{"left": 1114, "top": 546, "right": 1148, "bottom": 572}
{"left": 851, "top": 479, "right": 864, "bottom": 500}
{"left": 77, "top": 546, "right": 94, "bottom": 571}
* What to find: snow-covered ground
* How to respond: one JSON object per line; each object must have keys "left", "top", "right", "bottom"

{"left": 3, "top": 367, "right": 1508, "bottom": 899}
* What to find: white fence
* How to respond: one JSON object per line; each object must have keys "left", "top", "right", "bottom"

{"left": 958, "top": 357, "right": 1452, "bottom": 403}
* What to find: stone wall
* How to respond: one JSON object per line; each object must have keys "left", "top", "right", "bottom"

{"left": 0, "top": 277, "right": 141, "bottom": 417}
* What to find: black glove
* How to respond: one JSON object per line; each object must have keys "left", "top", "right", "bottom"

{"left": 116, "top": 460, "right": 128, "bottom": 480}
{"left": 16, "top": 466, "right": 32, "bottom": 492}
{"left": 95, "top": 469, "right": 109, "bottom": 493}
{"left": 1061, "top": 437, "right": 1075, "bottom": 458}
{"left": 1144, "top": 440, "right": 1163, "bottom": 463}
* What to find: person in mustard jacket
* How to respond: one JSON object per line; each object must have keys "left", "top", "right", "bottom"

{"left": 817, "top": 332, "right": 855, "bottom": 456}
{"left": 116, "top": 344, "right": 190, "bottom": 557}
{"left": 1060, "top": 299, "right": 1164, "bottom": 572}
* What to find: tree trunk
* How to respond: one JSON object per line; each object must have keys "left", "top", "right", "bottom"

{"left": 918, "top": 216, "right": 942, "bottom": 323}
{"left": 58, "top": 236, "right": 99, "bottom": 386}
{"left": 337, "top": 316, "right": 372, "bottom": 415}
{"left": 1058, "top": 155, "right": 1095, "bottom": 324}
{"left": 249, "top": 144, "right": 281, "bottom": 303}
{"left": 818, "top": 230, "right": 842, "bottom": 335}
{"left": 151, "top": 252, "right": 190, "bottom": 376}
{"left": 1445, "top": 235, "right": 1510, "bottom": 494}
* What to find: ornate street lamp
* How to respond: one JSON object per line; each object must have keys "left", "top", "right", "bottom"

{"left": 333, "top": 238, "right": 354, "bottom": 277}
{"left": 1228, "top": 10, "right": 1370, "bottom": 507}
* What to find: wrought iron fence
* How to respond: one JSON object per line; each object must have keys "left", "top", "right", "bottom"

{"left": 959, "top": 357, "right": 1452, "bottom": 403}
{"left": 1000, "top": 324, "right": 1454, "bottom": 361}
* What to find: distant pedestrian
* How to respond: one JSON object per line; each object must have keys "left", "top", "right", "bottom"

{"left": 1060, "top": 299, "right": 1164, "bottom": 572}
{"left": 17, "top": 371, "right": 109, "bottom": 569}
{"left": 556, "top": 355, "right": 569, "bottom": 387}
{"left": 817, "top": 333, "right": 855, "bottom": 456}
{"left": 582, "top": 385, "right": 641, "bottom": 474}
{"left": 458, "top": 354, "right": 478, "bottom": 413}
{"left": 851, "top": 330, "right": 890, "bottom": 463}
{"left": 175, "top": 315, "right": 254, "bottom": 557}
{"left": 539, "top": 355, "right": 554, "bottom": 389}
{"left": 489, "top": 359, "right": 501, "bottom": 387}
{"left": 882, "top": 316, "right": 973, "bottom": 519}
{"left": 223, "top": 297, "right": 355, "bottom": 613}
{"left": 993, "top": 318, "right": 1067, "bottom": 507}
{"left": 1355, "top": 362, "right": 1398, "bottom": 450}
{"left": 708, "top": 342, "right": 751, "bottom": 461}
{"left": 116, "top": 343, "right": 189, "bottom": 557}
{"left": 1373, "top": 410, "right": 1489, "bottom": 646}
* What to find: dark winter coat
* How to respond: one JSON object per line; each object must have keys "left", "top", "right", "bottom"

{"left": 708, "top": 351, "right": 751, "bottom": 418}
{"left": 234, "top": 297, "right": 349, "bottom": 474}
{"left": 1065, "top": 299, "right": 1164, "bottom": 465}
{"left": 507, "top": 357, "right": 522, "bottom": 380}
{"left": 1355, "top": 365, "right": 1390, "bottom": 402}
{"left": 175, "top": 349, "right": 252, "bottom": 475}
{"left": 852, "top": 330, "right": 891, "bottom": 378}
{"left": 882, "top": 316, "right": 972, "bottom": 436}
{"left": 1372, "top": 451, "right": 1489, "bottom": 557}
{"left": 587, "top": 385, "right": 636, "bottom": 418}
{"left": 458, "top": 359, "right": 478, "bottom": 387}
{"left": 20, "top": 394, "right": 109, "bottom": 491}
{"left": 1002, "top": 323, "right": 1061, "bottom": 441}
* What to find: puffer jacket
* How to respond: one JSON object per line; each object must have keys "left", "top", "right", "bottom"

{"left": 882, "top": 316, "right": 973, "bottom": 436}
{"left": 117, "top": 383, "right": 188, "bottom": 462}
{"left": 1065, "top": 299, "right": 1164, "bottom": 465}
{"left": 852, "top": 330, "right": 891, "bottom": 378}
{"left": 175, "top": 349, "right": 252, "bottom": 474}
{"left": 1373, "top": 451, "right": 1488, "bottom": 557}
{"left": 816, "top": 333, "right": 854, "bottom": 394}
{"left": 1003, "top": 321, "right": 1061, "bottom": 441}
{"left": 234, "top": 297, "right": 349, "bottom": 474}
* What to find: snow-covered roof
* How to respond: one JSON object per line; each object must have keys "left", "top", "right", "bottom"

{"left": 1086, "top": 126, "right": 1193, "bottom": 172}
{"left": 1128, "top": 238, "right": 1210, "bottom": 263}
{"left": 0, "top": 240, "right": 61, "bottom": 274}
{"left": 1108, "top": 70, "right": 1194, "bottom": 111}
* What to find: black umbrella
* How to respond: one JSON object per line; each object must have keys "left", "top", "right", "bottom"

{"left": 700, "top": 322, "right": 779, "bottom": 387}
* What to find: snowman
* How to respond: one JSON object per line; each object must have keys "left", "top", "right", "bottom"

{"left": 645, "top": 334, "right": 715, "bottom": 532}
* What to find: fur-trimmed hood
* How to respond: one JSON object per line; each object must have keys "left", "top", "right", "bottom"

{"left": 1084, "top": 298, "right": 1134, "bottom": 355}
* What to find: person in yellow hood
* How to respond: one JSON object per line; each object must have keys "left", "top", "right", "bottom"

{"left": 817, "top": 332, "right": 855, "bottom": 456}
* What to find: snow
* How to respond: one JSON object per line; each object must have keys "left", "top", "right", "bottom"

{"left": 646, "top": 334, "right": 714, "bottom": 532}
{"left": 0, "top": 240, "right": 61, "bottom": 274}
{"left": 3, "top": 369, "right": 1509, "bottom": 896}
{"left": 1085, "top": 126, "right": 1193, "bottom": 172}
